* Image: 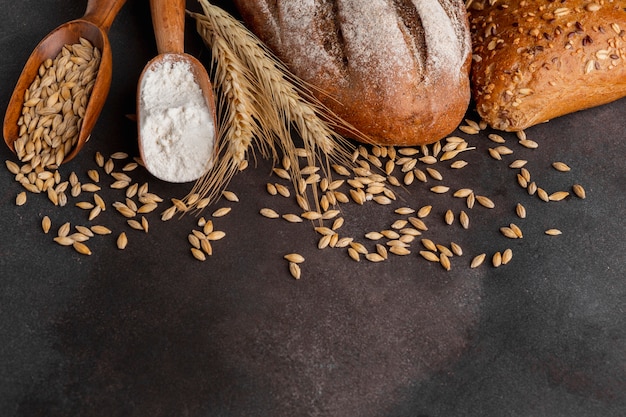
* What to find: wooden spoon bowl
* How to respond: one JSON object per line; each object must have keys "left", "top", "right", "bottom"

{"left": 3, "top": 0, "right": 126, "bottom": 164}
{"left": 137, "top": 0, "right": 217, "bottom": 182}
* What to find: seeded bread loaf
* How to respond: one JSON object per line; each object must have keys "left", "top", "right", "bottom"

{"left": 469, "top": 0, "right": 626, "bottom": 131}
{"left": 232, "top": 0, "right": 472, "bottom": 146}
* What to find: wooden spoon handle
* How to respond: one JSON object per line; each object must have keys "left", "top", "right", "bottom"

{"left": 150, "top": 0, "right": 186, "bottom": 55}
{"left": 82, "top": 0, "right": 127, "bottom": 33}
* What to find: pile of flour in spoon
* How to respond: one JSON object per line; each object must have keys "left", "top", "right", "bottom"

{"left": 139, "top": 56, "right": 215, "bottom": 183}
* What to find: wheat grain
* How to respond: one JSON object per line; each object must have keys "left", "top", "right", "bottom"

{"left": 395, "top": 207, "right": 415, "bottom": 215}
{"left": 509, "top": 160, "right": 528, "bottom": 169}
{"left": 502, "top": 248, "right": 513, "bottom": 265}
{"left": 117, "top": 232, "right": 128, "bottom": 250}
{"left": 350, "top": 242, "right": 368, "bottom": 255}
{"left": 16, "top": 192, "right": 27, "bottom": 206}
{"left": 408, "top": 217, "right": 428, "bottom": 231}
{"left": 212, "top": 207, "right": 231, "bottom": 217}
{"left": 57, "top": 222, "right": 71, "bottom": 238}
{"left": 365, "top": 253, "right": 385, "bottom": 263}
{"left": 289, "top": 261, "right": 302, "bottom": 279}
{"left": 453, "top": 188, "right": 473, "bottom": 198}
{"left": 282, "top": 213, "right": 303, "bottom": 223}
{"left": 492, "top": 252, "right": 503, "bottom": 267}
{"left": 476, "top": 195, "right": 495, "bottom": 208}
{"left": 552, "top": 162, "right": 571, "bottom": 172}
{"left": 471, "top": 253, "right": 486, "bottom": 268}
{"left": 88, "top": 206, "right": 101, "bottom": 221}
{"left": 445, "top": 210, "right": 455, "bottom": 225}
{"left": 430, "top": 185, "right": 450, "bottom": 194}
{"left": 81, "top": 183, "right": 101, "bottom": 192}
{"left": 75, "top": 201, "right": 93, "bottom": 210}
{"left": 389, "top": 246, "right": 411, "bottom": 256}
{"left": 348, "top": 247, "right": 361, "bottom": 262}
{"left": 437, "top": 245, "right": 454, "bottom": 258}
{"left": 365, "top": 232, "right": 384, "bottom": 241}
{"left": 191, "top": 247, "right": 207, "bottom": 261}
{"left": 73, "top": 241, "right": 92, "bottom": 256}
{"left": 41, "top": 216, "right": 51, "bottom": 233}
{"left": 420, "top": 251, "right": 440, "bottom": 263}
{"left": 91, "top": 225, "right": 112, "bottom": 235}
{"left": 203, "top": 220, "right": 214, "bottom": 235}
{"left": 500, "top": 227, "right": 518, "bottom": 239}
{"left": 440, "top": 253, "right": 451, "bottom": 271}
{"left": 188, "top": 233, "right": 201, "bottom": 249}
{"left": 284, "top": 253, "right": 305, "bottom": 264}
{"left": 573, "top": 184, "right": 586, "bottom": 199}
{"left": 335, "top": 237, "right": 353, "bottom": 248}
{"left": 122, "top": 162, "right": 138, "bottom": 172}
{"left": 549, "top": 191, "right": 569, "bottom": 201}
{"left": 207, "top": 231, "right": 226, "bottom": 241}
{"left": 127, "top": 219, "right": 143, "bottom": 231}
{"left": 450, "top": 242, "right": 463, "bottom": 256}
{"left": 53, "top": 236, "right": 74, "bottom": 246}
{"left": 391, "top": 220, "right": 408, "bottom": 230}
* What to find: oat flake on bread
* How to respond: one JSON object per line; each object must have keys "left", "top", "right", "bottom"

{"left": 469, "top": 0, "right": 626, "bottom": 132}
{"left": 232, "top": 0, "right": 472, "bottom": 146}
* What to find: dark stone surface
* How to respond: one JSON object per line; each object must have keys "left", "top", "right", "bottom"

{"left": 0, "top": 1, "right": 624, "bottom": 416}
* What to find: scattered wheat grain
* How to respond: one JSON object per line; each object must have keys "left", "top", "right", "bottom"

{"left": 289, "top": 261, "right": 302, "bottom": 279}
{"left": 492, "top": 252, "right": 502, "bottom": 267}
{"left": 127, "top": 219, "right": 143, "bottom": 231}
{"left": 471, "top": 253, "right": 486, "bottom": 268}
{"left": 476, "top": 195, "right": 495, "bottom": 208}
{"left": 117, "top": 232, "right": 128, "bottom": 249}
{"left": 16, "top": 192, "right": 27, "bottom": 206}
{"left": 41, "top": 216, "right": 51, "bottom": 233}
{"left": 91, "top": 225, "right": 112, "bottom": 235}
{"left": 212, "top": 207, "right": 231, "bottom": 217}
{"left": 191, "top": 247, "right": 206, "bottom": 261}
{"left": 73, "top": 242, "right": 92, "bottom": 256}
{"left": 552, "top": 162, "right": 571, "bottom": 172}
{"left": 549, "top": 191, "right": 570, "bottom": 201}
{"left": 502, "top": 248, "right": 513, "bottom": 265}
{"left": 573, "top": 184, "right": 586, "bottom": 199}
{"left": 430, "top": 185, "right": 450, "bottom": 194}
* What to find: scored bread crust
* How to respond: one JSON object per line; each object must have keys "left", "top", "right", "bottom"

{"left": 469, "top": 0, "right": 626, "bottom": 132}
{"left": 232, "top": 0, "right": 472, "bottom": 146}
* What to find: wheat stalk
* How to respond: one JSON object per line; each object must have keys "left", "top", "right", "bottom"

{"left": 185, "top": 2, "right": 368, "bottom": 210}
{"left": 186, "top": 22, "right": 279, "bottom": 204}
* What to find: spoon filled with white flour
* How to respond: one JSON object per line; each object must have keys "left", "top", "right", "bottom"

{"left": 137, "top": 0, "right": 216, "bottom": 183}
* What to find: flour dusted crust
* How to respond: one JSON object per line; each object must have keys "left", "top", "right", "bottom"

{"left": 232, "top": 0, "right": 472, "bottom": 146}
{"left": 469, "top": 0, "right": 626, "bottom": 131}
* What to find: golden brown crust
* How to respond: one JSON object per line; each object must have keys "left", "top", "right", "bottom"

{"left": 232, "top": 0, "right": 472, "bottom": 146}
{"left": 469, "top": 0, "right": 626, "bottom": 131}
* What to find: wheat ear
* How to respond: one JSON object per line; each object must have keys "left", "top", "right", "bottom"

{"left": 186, "top": 2, "right": 369, "bottom": 211}
{"left": 193, "top": 1, "right": 364, "bottom": 162}
{"left": 185, "top": 20, "right": 282, "bottom": 205}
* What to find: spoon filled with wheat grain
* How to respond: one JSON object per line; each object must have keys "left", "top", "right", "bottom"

{"left": 3, "top": 0, "right": 127, "bottom": 168}
{"left": 136, "top": 0, "right": 217, "bottom": 183}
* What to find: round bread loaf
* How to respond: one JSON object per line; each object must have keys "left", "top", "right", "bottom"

{"left": 232, "top": 0, "right": 472, "bottom": 146}
{"left": 469, "top": 0, "right": 626, "bottom": 131}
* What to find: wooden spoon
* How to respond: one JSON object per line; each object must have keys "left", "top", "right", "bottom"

{"left": 137, "top": 0, "right": 217, "bottom": 182}
{"left": 3, "top": 0, "right": 127, "bottom": 164}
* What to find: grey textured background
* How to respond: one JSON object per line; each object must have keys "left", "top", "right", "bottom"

{"left": 0, "top": 1, "right": 624, "bottom": 416}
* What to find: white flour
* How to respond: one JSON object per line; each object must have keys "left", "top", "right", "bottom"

{"left": 139, "top": 56, "right": 215, "bottom": 183}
